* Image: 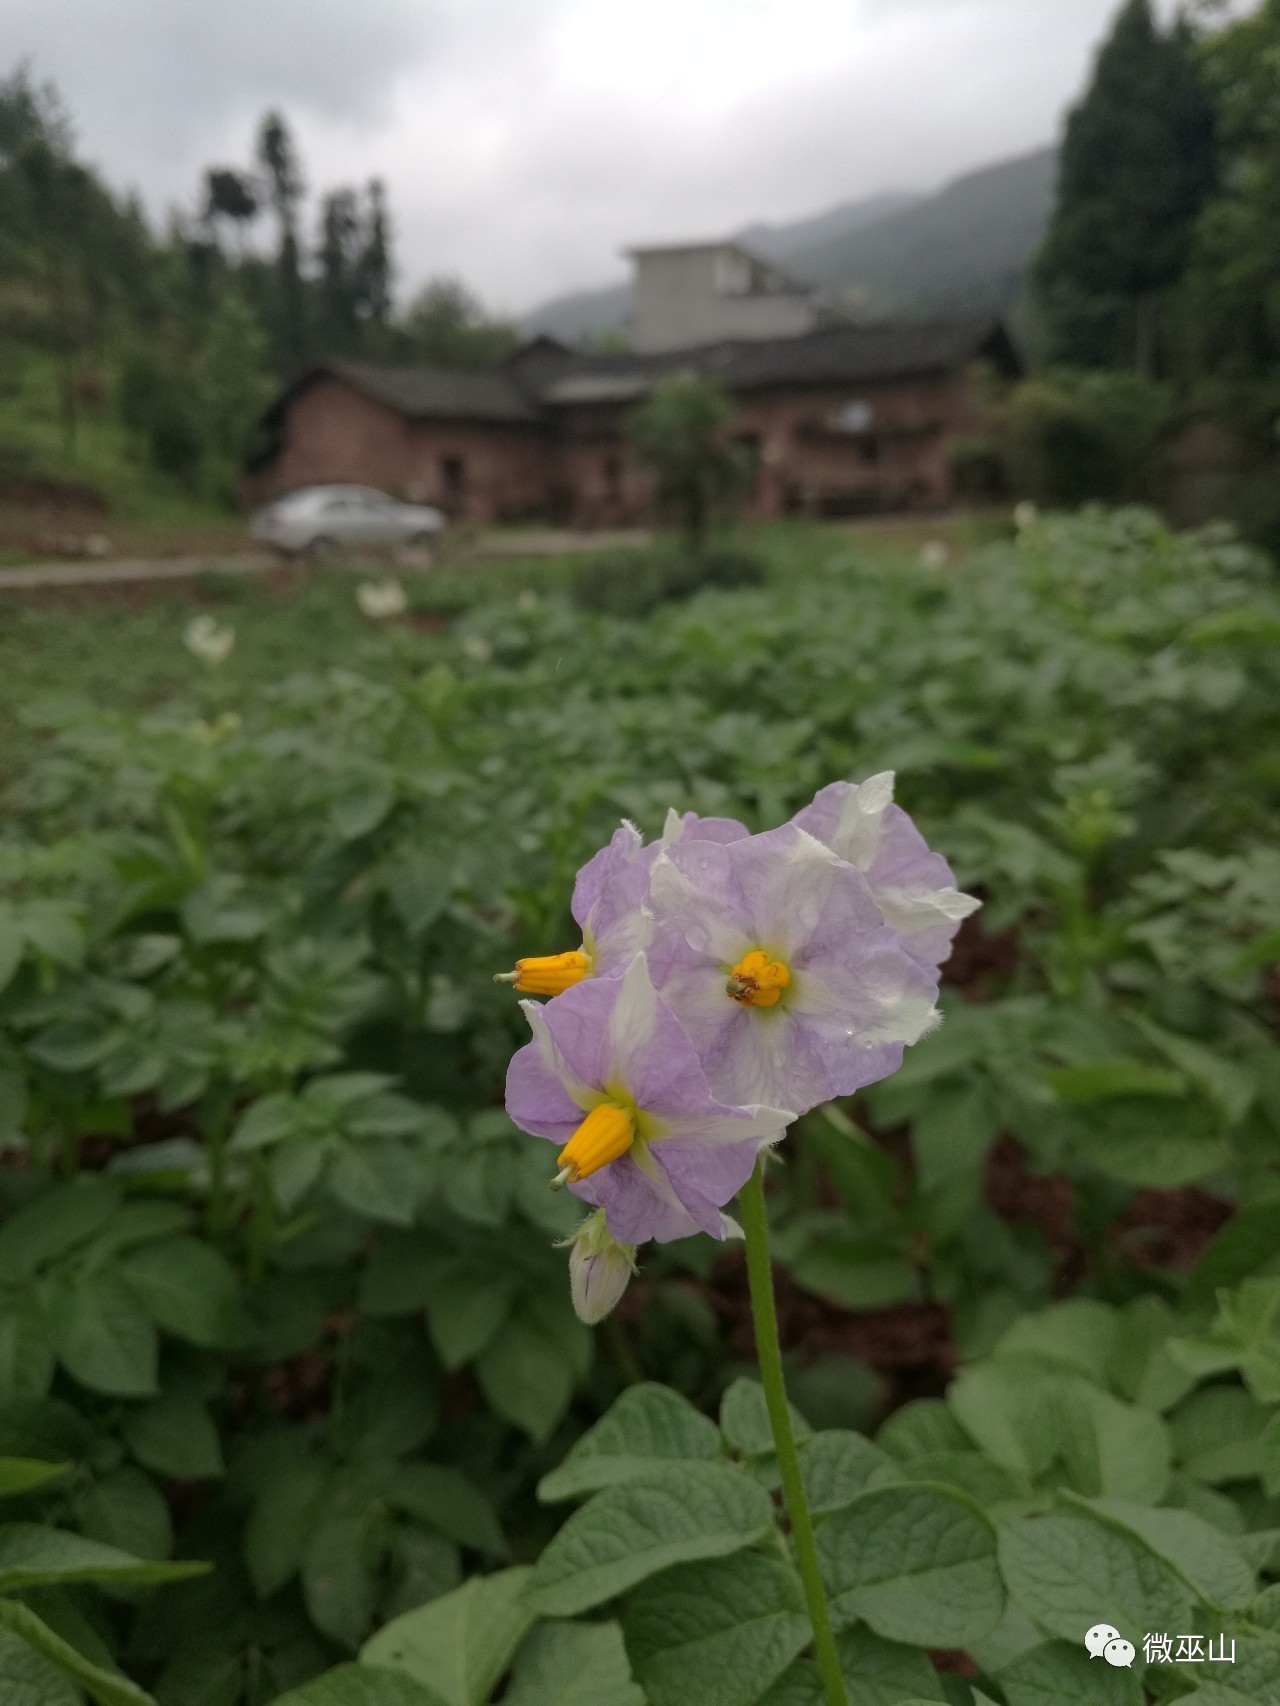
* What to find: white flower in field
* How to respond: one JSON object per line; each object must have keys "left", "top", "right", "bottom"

{"left": 184, "top": 614, "right": 235, "bottom": 665}
{"left": 516, "top": 589, "right": 539, "bottom": 612}
{"left": 461, "top": 634, "right": 493, "bottom": 663}
{"left": 1014, "top": 501, "right": 1039, "bottom": 533}
{"left": 356, "top": 578, "right": 408, "bottom": 620}
{"left": 920, "top": 540, "right": 950, "bottom": 568}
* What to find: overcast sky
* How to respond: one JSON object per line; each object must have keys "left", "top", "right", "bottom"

{"left": 7, "top": 0, "right": 1195, "bottom": 315}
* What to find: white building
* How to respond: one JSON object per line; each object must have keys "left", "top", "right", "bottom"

{"left": 628, "top": 240, "right": 825, "bottom": 354}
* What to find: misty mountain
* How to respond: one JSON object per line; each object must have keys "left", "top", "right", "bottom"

{"left": 519, "top": 147, "right": 1057, "bottom": 344}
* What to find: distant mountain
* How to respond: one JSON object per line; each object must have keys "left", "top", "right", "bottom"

{"left": 518, "top": 147, "right": 1057, "bottom": 345}
{"left": 786, "top": 147, "right": 1058, "bottom": 320}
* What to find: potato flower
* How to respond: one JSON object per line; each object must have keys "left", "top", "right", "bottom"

{"left": 356, "top": 577, "right": 407, "bottom": 619}
{"left": 647, "top": 822, "right": 939, "bottom": 1113}
{"left": 790, "top": 773, "right": 980, "bottom": 975}
{"left": 183, "top": 614, "right": 235, "bottom": 665}
{"left": 505, "top": 953, "right": 792, "bottom": 1253}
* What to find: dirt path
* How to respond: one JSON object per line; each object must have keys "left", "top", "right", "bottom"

{"left": 0, "top": 530, "right": 654, "bottom": 591}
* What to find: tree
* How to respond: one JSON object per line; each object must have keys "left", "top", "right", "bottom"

{"left": 202, "top": 168, "right": 258, "bottom": 260}
{"left": 625, "top": 376, "right": 747, "bottom": 554}
{"left": 1036, "top": 0, "right": 1217, "bottom": 372}
{"left": 397, "top": 278, "right": 517, "bottom": 366}
{"left": 317, "top": 187, "right": 363, "bottom": 353}
{"left": 1179, "top": 0, "right": 1280, "bottom": 396}
{"left": 358, "top": 178, "right": 392, "bottom": 333}
{"left": 255, "top": 110, "right": 307, "bottom": 371}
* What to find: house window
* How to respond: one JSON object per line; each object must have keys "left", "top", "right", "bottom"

{"left": 441, "top": 456, "right": 466, "bottom": 505}
{"left": 833, "top": 400, "right": 874, "bottom": 433}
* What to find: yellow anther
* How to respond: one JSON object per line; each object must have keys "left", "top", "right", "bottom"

{"left": 553, "top": 1103, "right": 634, "bottom": 1187}
{"left": 494, "top": 949, "right": 590, "bottom": 996}
{"left": 726, "top": 948, "right": 791, "bottom": 1008}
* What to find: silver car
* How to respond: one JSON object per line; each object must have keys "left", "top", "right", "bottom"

{"left": 250, "top": 485, "right": 447, "bottom": 561}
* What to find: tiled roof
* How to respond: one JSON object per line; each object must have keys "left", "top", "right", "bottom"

{"left": 325, "top": 361, "right": 544, "bottom": 424}
{"left": 268, "top": 319, "right": 1018, "bottom": 436}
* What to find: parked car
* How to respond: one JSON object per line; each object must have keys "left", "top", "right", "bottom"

{"left": 249, "top": 485, "right": 447, "bottom": 560}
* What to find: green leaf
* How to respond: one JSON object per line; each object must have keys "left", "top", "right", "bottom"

{"left": 832, "top": 1624, "right": 947, "bottom": 1706}
{"left": 120, "top": 1237, "right": 247, "bottom": 1349}
{"left": 388, "top": 1466, "right": 507, "bottom": 1557}
{"left": 328, "top": 1142, "right": 419, "bottom": 1225}
{"left": 994, "top": 1300, "right": 1119, "bottom": 1385}
{"left": 0, "top": 1523, "right": 206, "bottom": 1591}
{"left": 72, "top": 1467, "right": 172, "bottom": 1562}
{"left": 798, "top": 1431, "right": 900, "bottom": 1515}
{"left": 425, "top": 1265, "right": 518, "bottom": 1370}
{"left": 624, "top": 1551, "right": 809, "bottom": 1706}
{"left": 1128, "top": 1014, "right": 1256, "bottom": 1126}
{"left": 815, "top": 1482, "right": 1004, "bottom": 1648}
{"left": 1067, "top": 1096, "right": 1229, "bottom": 1187}
{"left": 719, "top": 1377, "right": 811, "bottom": 1457}
{"left": 0, "top": 1624, "right": 80, "bottom": 1705}
{"left": 123, "top": 1393, "right": 223, "bottom": 1480}
{"left": 228, "top": 1093, "right": 302, "bottom": 1153}
{"left": 0, "top": 1179, "right": 122, "bottom": 1283}
{"left": 244, "top": 1454, "right": 328, "bottom": 1599}
{"left": 1044, "top": 1058, "right": 1185, "bottom": 1102}
{"left": 505, "top": 1620, "right": 643, "bottom": 1706}
{"left": 302, "top": 1473, "right": 390, "bottom": 1651}
{"left": 996, "top": 1512, "right": 1191, "bottom": 1644}
{"left": 271, "top": 1664, "right": 449, "bottom": 1706}
{"left": 51, "top": 1270, "right": 158, "bottom": 1397}
{"left": 1170, "top": 1385, "right": 1269, "bottom": 1484}
{"left": 1057, "top": 1384, "right": 1171, "bottom": 1502}
{"left": 538, "top": 1382, "right": 721, "bottom": 1502}
{"left": 1063, "top": 1495, "right": 1256, "bottom": 1610}
{"left": 360, "top": 1232, "right": 447, "bottom": 1319}
{"left": 948, "top": 1358, "right": 1062, "bottom": 1479}
{"left": 1187, "top": 1203, "right": 1280, "bottom": 1309}
{"left": 327, "top": 1362, "right": 439, "bottom": 1465}
{"left": 361, "top": 1567, "right": 534, "bottom": 1706}
{"left": 876, "top": 1400, "right": 972, "bottom": 1462}
{"left": 0, "top": 1595, "right": 156, "bottom": 1706}
{"left": 0, "top": 1297, "right": 57, "bottom": 1403}
{"left": 527, "top": 1462, "right": 776, "bottom": 1617}
{"left": 0, "top": 1458, "right": 68, "bottom": 1498}
{"left": 998, "top": 1639, "right": 1142, "bottom": 1706}
{"left": 912, "top": 1079, "right": 1001, "bottom": 1188}
{"left": 475, "top": 1303, "right": 582, "bottom": 1444}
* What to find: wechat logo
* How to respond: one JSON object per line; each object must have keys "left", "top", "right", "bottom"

{"left": 1085, "top": 1624, "right": 1136, "bottom": 1668}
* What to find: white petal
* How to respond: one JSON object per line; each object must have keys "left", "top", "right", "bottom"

{"left": 603, "top": 953, "right": 660, "bottom": 1080}
{"left": 831, "top": 772, "right": 894, "bottom": 869}
{"left": 658, "top": 1102, "right": 794, "bottom": 1148}
{"left": 877, "top": 885, "right": 982, "bottom": 935}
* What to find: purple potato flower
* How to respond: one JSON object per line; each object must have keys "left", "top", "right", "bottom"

{"left": 498, "top": 811, "right": 749, "bottom": 995}
{"left": 505, "top": 953, "right": 793, "bottom": 1247}
{"left": 790, "top": 773, "right": 980, "bottom": 975}
{"left": 646, "top": 822, "right": 940, "bottom": 1114}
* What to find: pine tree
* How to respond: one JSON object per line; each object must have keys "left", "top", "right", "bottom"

{"left": 1036, "top": 0, "right": 1217, "bottom": 372}
{"left": 255, "top": 111, "right": 308, "bottom": 372}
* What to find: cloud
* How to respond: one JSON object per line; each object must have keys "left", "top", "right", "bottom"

{"left": 1, "top": 0, "right": 1200, "bottom": 312}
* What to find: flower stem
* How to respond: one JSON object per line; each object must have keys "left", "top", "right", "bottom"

{"left": 739, "top": 1154, "right": 849, "bottom": 1706}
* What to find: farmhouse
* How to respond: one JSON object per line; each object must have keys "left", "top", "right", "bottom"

{"left": 246, "top": 241, "right": 1022, "bottom": 524}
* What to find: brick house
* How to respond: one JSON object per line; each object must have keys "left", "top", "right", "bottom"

{"left": 245, "top": 318, "right": 1021, "bottom": 525}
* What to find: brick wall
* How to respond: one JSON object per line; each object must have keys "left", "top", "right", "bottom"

{"left": 246, "top": 368, "right": 981, "bottom": 525}
{"left": 244, "top": 377, "right": 553, "bottom": 524}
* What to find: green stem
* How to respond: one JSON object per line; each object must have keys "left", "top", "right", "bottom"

{"left": 739, "top": 1154, "right": 849, "bottom": 1706}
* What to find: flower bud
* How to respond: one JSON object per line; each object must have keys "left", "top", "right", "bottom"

{"left": 564, "top": 1211, "right": 637, "bottom": 1324}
